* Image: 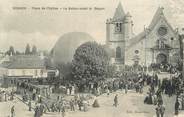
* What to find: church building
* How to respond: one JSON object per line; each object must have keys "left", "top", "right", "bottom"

{"left": 106, "top": 3, "right": 180, "bottom": 67}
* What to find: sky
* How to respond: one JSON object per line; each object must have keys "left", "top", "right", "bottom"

{"left": 0, "top": 0, "right": 184, "bottom": 52}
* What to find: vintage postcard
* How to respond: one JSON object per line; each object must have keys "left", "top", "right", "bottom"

{"left": 0, "top": 0, "right": 184, "bottom": 117}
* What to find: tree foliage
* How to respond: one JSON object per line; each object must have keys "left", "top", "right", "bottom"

{"left": 15, "top": 51, "right": 21, "bottom": 55}
{"left": 25, "top": 44, "right": 31, "bottom": 55}
{"left": 56, "top": 62, "right": 73, "bottom": 81}
{"left": 72, "top": 42, "right": 110, "bottom": 83}
{"left": 6, "top": 46, "right": 15, "bottom": 56}
{"left": 106, "top": 65, "right": 116, "bottom": 78}
{"left": 32, "top": 45, "right": 37, "bottom": 54}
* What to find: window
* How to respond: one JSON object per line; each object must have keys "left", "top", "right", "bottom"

{"left": 161, "top": 41, "right": 165, "bottom": 48}
{"left": 158, "top": 26, "right": 168, "bottom": 36}
{"left": 157, "top": 40, "right": 165, "bottom": 49}
{"left": 135, "top": 50, "right": 139, "bottom": 54}
{"left": 116, "top": 47, "right": 121, "bottom": 58}
{"left": 40, "top": 70, "right": 43, "bottom": 76}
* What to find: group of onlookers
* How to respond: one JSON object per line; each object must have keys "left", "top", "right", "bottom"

{"left": 33, "top": 94, "right": 91, "bottom": 117}
{"left": 0, "top": 90, "right": 14, "bottom": 102}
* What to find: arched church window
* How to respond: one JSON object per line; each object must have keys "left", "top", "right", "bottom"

{"left": 116, "top": 46, "right": 121, "bottom": 58}
{"left": 115, "top": 23, "right": 122, "bottom": 33}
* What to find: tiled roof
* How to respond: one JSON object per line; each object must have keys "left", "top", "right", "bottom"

{"left": 5, "top": 55, "right": 46, "bottom": 69}
{"left": 127, "top": 31, "right": 146, "bottom": 49}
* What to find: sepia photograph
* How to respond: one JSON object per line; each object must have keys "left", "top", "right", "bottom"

{"left": 0, "top": 0, "right": 184, "bottom": 117}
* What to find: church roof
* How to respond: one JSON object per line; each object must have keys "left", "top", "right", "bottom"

{"left": 127, "top": 7, "right": 176, "bottom": 49}
{"left": 127, "top": 31, "right": 146, "bottom": 49}
{"left": 148, "top": 7, "right": 175, "bottom": 34}
{"left": 148, "top": 7, "right": 164, "bottom": 30}
{"left": 113, "top": 2, "right": 125, "bottom": 21}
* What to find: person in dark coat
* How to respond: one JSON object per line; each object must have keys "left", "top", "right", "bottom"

{"left": 160, "top": 104, "right": 165, "bottom": 117}
{"left": 144, "top": 95, "right": 149, "bottom": 104}
{"left": 57, "top": 96, "right": 60, "bottom": 101}
{"left": 157, "top": 95, "right": 163, "bottom": 105}
{"left": 114, "top": 94, "right": 118, "bottom": 107}
{"left": 10, "top": 92, "right": 14, "bottom": 101}
{"left": 70, "top": 99, "right": 75, "bottom": 111}
{"left": 175, "top": 98, "right": 180, "bottom": 115}
{"left": 34, "top": 105, "right": 41, "bottom": 117}
{"left": 33, "top": 93, "right": 36, "bottom": 100}
{"left": 125, "top": 84, "right": 128, "bottom": 94}
{"left": 28, "top": 100, "right": 32, "bottom": 111}
{"left": 147, "top": 93, "right": 153, "bottom": 104}
{"left": 155, "top": 104, "right": 160, "bottom": 117}
{"left": 77, "top": 100, "right": 82, "bottom": 111}
{"left": 11, "top": 105, "right": 15, "bottom": 117}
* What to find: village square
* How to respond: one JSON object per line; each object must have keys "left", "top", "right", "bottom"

{"left": 1, "top": 1, "right": 184, "bottom": 117}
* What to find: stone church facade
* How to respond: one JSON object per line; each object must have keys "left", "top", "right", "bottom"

{"left": 106, "top": 3, "right": 180, "bottom": 67}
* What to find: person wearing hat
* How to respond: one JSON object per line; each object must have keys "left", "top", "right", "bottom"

{"left": 175, "top": 98, "right": 180, "bottom": 115}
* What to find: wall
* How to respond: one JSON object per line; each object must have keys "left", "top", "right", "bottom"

{"left": 0, "top": 67, "right": 7, "bottom": 77}
{"left": 7, "top": 68, "right": 47, "bottom": 78}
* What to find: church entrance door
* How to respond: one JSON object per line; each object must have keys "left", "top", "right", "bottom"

{"left": 156, "top": 53, "right": 167, "bottom": 64}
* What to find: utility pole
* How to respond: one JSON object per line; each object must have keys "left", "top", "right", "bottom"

{"left": 144, "top": 26, "right": 147, "bottom": 72}
{"left": 177, "top": 28, "right": 184, "bottom": 79}
{"left": 176, "top": 28, "right": 184, "bottom": 98}
{"left": 179, "top": 34, "right": 184, "bottom": 79}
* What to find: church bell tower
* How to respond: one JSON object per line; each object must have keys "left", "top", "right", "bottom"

{"left": 106, "top": 2, "right": 133, "bottom": 65}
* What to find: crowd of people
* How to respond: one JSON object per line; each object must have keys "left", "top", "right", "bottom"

{"left": 0, "top": 89, "right": 14, "bottom": 102}
{"left": 1, "top": 63, "right": 184, "bottom": 117}
{"left": 19, "top": 66, "right": 183, "bottom": 117}
{"left": 0, "top": 89, "right": 15, "bottom": 117}
{"left": 32, "top": 94, "right": 93, "bottom": 117}
{"left": 142, "top": 68, "right": 184, "bottom": 116}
